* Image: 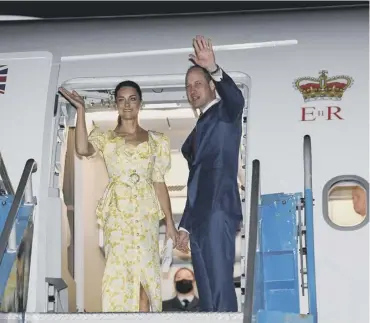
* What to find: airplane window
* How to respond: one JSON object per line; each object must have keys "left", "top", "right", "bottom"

{"left": 323, "top": 176, "right": 369, "bottom": 230}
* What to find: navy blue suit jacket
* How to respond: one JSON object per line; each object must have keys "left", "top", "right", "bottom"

{"left": 179, "top": 69, "right": 244, "bottom": 233}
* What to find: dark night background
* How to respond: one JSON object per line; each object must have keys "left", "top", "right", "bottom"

{"left": 0, "top": 1, "right": 368, "bottom": 20}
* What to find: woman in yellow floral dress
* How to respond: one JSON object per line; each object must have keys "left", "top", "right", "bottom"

{"left": 59, "top": 81, "right": 179, "bottom": 313}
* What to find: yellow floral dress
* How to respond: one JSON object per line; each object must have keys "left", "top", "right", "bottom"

{"left": 87, "top": 124, "right": 171, "bottom": 312}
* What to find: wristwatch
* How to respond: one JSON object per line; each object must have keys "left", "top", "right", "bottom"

{"left": 210, "top": 65, "right": 220, "bottom": 75}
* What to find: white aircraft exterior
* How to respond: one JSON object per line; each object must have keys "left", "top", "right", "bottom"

{"left": 0, "top": 6, "right": 368, "bottom": 323}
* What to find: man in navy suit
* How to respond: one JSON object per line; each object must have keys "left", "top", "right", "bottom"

{"left": 177, "top": 35, "right": 244, "bottom": 312}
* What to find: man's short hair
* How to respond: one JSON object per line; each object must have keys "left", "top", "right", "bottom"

{"left": 173, "top": 267, "right": 195, "bottom": 282}
{"left": 185, "top": 65, "right": 212, "bottom": 84}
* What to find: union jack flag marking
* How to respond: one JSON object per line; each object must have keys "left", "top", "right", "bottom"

{"left": 0, "top": 65, "right": 8, "bottom": 95}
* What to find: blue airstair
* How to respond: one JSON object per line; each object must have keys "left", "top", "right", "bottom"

{"left": 0, "top": 156, "right": 37, "bottom": 314}
{"left": 244, "top": 135, "right": 317, "bottom": 323}
{"left": 0, "top": 136, "right": 318, "bottom": 323}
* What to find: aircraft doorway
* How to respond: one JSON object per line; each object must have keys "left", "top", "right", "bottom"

{"left": 59, "top": 72, "right": 250, "bottom": 313}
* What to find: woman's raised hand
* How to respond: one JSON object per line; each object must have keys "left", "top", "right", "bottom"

{"left": 59, "top": 87, "right": 85, "bottom": 110}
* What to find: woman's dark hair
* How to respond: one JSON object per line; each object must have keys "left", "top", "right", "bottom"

{"left": 114, "top": 80, "right": 143, "bottom": 125}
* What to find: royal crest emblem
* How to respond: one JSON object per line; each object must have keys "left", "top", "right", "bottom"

{"left": 293, "top": 70, "right": 353, "bottom": 102}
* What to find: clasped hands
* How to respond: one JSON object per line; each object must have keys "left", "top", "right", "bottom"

{"left": 165, "top": 223, "right": 190, "bottom": 254}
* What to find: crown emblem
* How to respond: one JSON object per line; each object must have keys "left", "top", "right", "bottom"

{"left": 293, "top": 70, "right": 353, "bottom": 102}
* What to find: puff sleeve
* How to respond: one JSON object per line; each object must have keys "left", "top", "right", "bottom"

{"left": 87, "top": 124, "right": 107, "bottom": 158}
{"left": 152, "top": 134, "right": 171, "bottom": 182}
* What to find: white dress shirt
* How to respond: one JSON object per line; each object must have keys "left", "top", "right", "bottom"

{"left": 178, "top": 294, "right": 194, "bottom": 307}
{"left": 179, "top": 67, "right": 223, "bottom": 235}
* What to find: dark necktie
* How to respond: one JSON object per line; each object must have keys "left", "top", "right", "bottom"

{"left": 183, "top": 299, "right": 189, "bottom": 309}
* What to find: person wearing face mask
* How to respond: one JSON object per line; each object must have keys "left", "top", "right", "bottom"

{"left": 162, "top": 267, "right": 200, "bottom": 312}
